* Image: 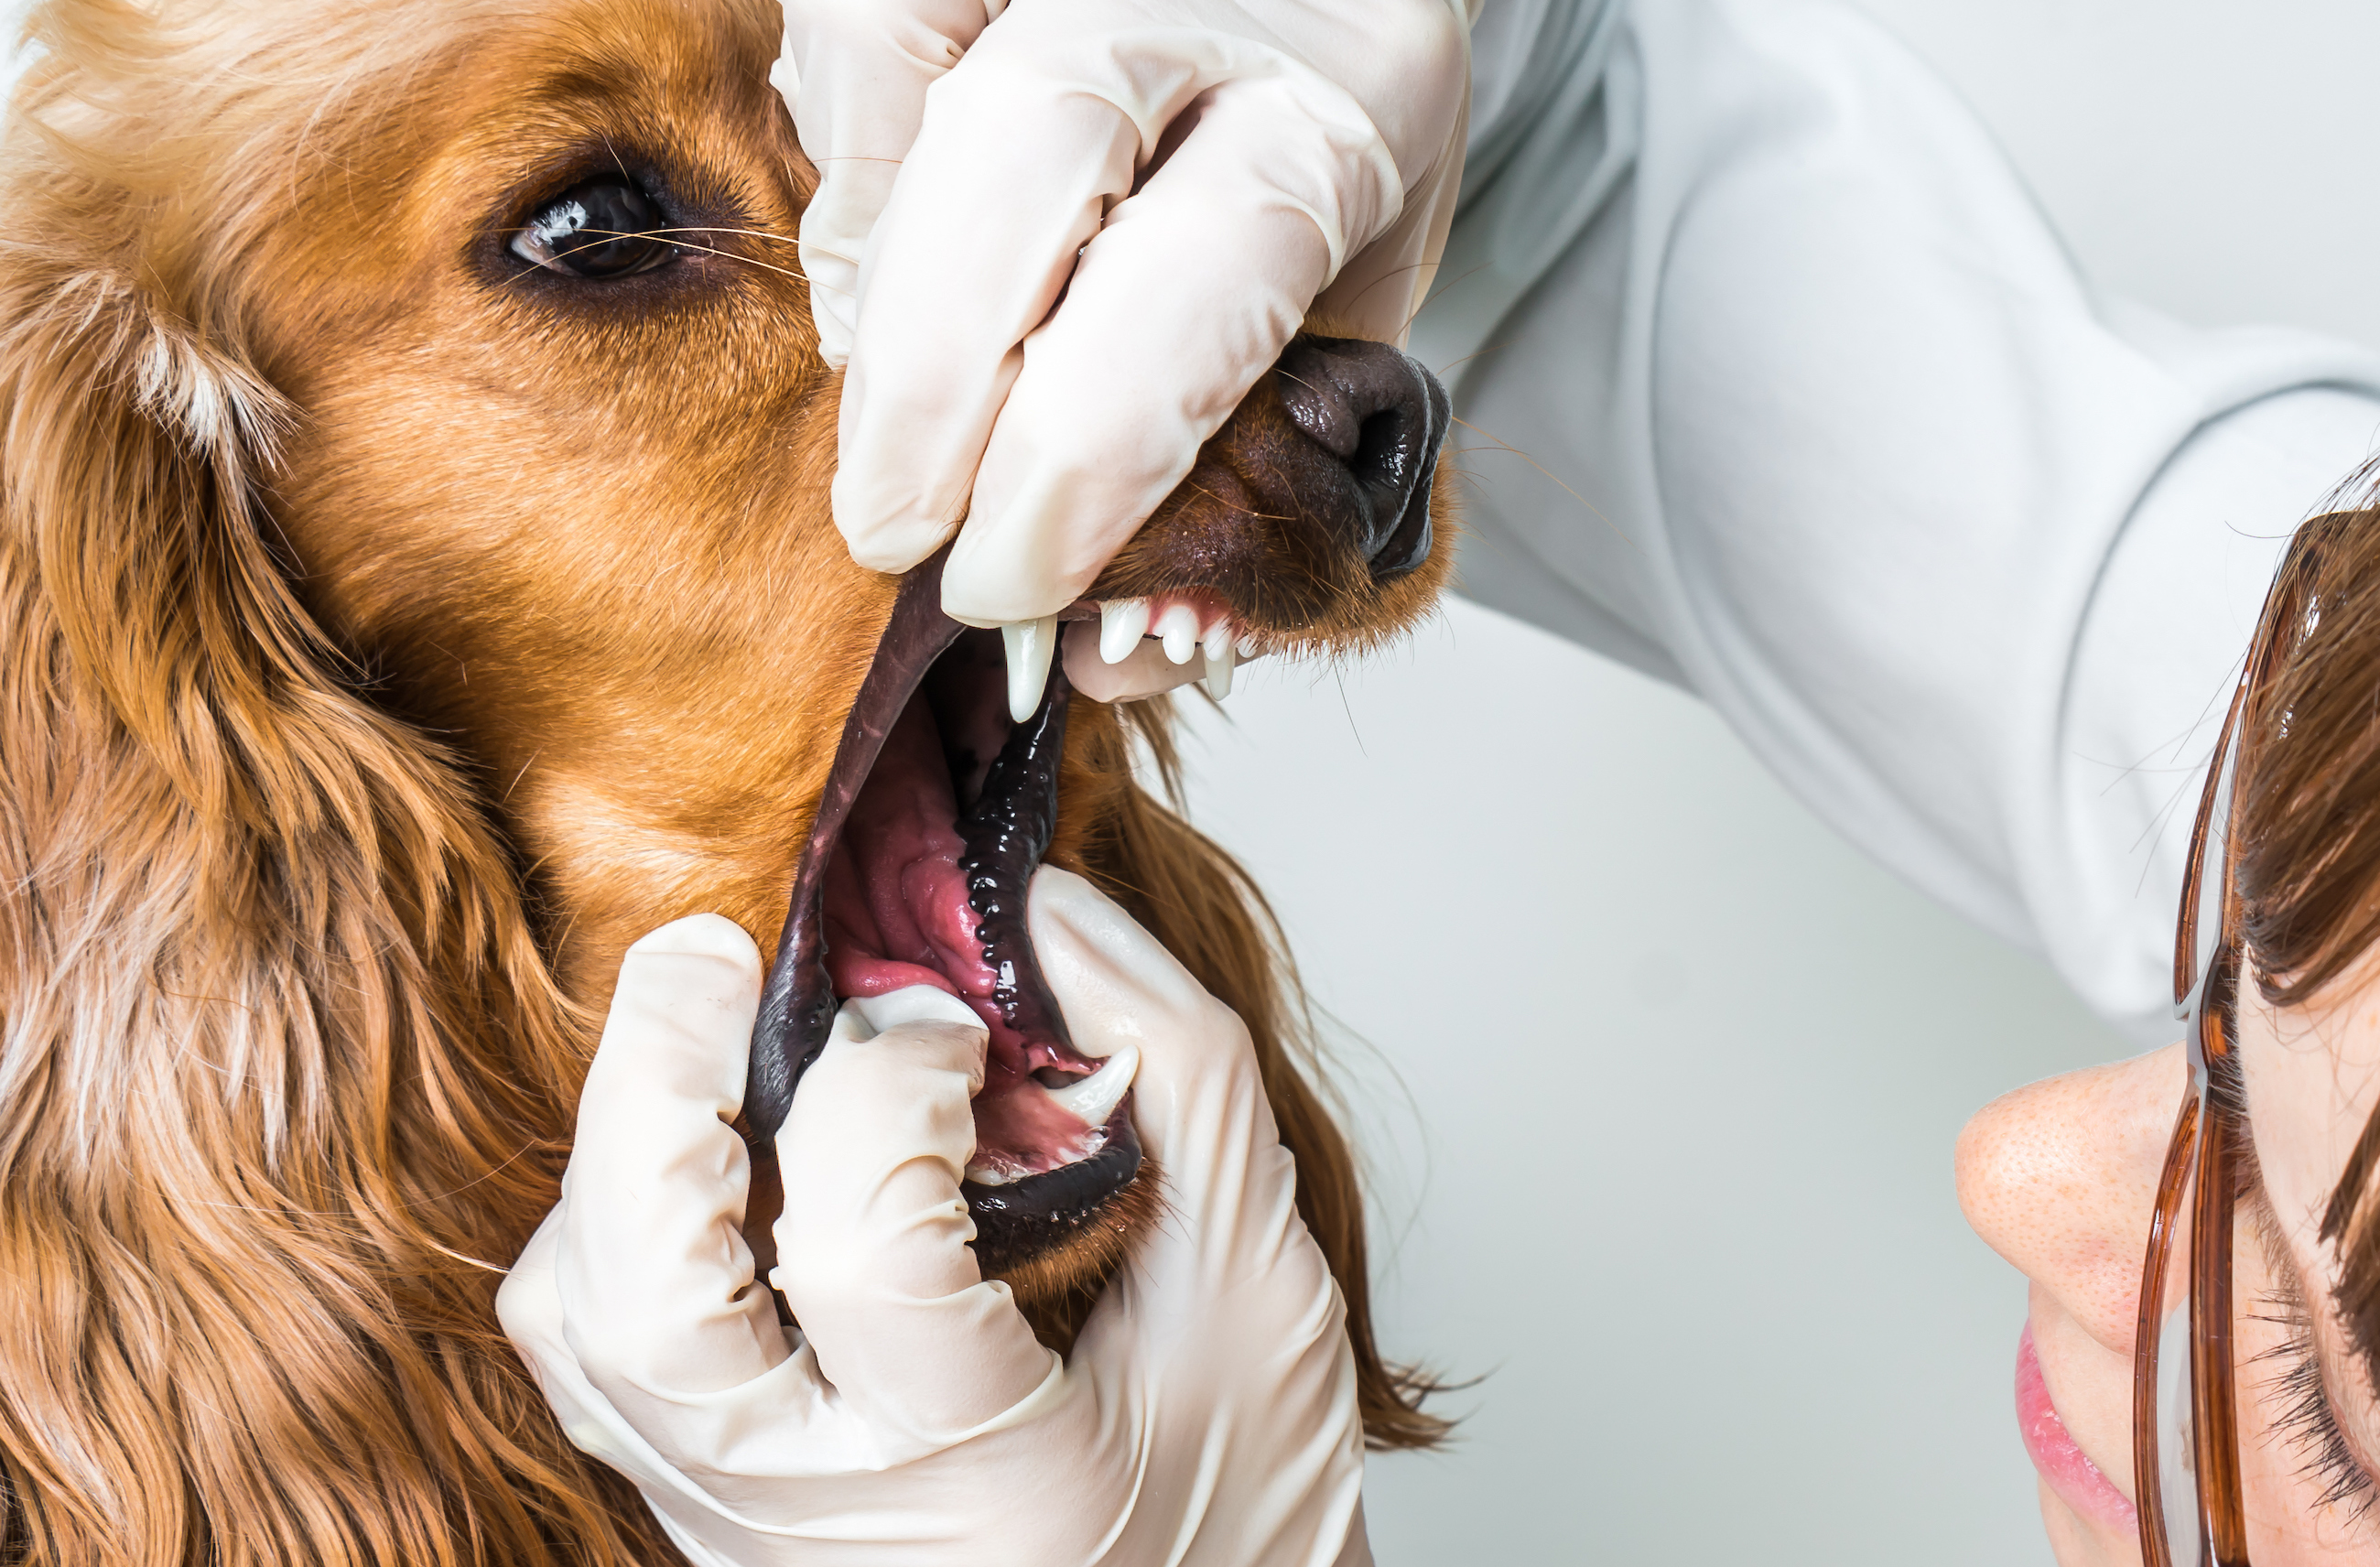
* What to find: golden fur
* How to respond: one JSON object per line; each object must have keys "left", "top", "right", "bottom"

{"left": 0, "top": 2, "right": 1452, "bottom": 1562}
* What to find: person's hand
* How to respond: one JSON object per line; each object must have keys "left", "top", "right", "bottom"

{"left": 498, "top": 870, "right": 1371, "bottom": 1565}
{"left": 780, "top": 0, "right": 1471, "bottom": 629}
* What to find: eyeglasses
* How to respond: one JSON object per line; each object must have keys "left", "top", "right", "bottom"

{"left": 2133, "top": 695, "right": 2247, "bottom": 1565}
{"left": 2133, "top": 526, "right": 2329, "bottom": 1567}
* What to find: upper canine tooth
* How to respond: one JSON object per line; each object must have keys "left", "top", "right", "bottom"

{"left": 1203, "top": 643, "right": 1235, "bottom": 699}
{"left": 1099, "top": 599, "right": 1152, "bottom": 664}
{"left": 1202, "top": 617, "right": 1232, "bottom": 661}
{"left": 1001, "top": 615, "right": 1058, "bottom": 723}
{"left": 1154, "top": 603, "right": 1200, "bottom": 665}
{"left": 1042, "top": 1044, "right": 1139, "bottom": 1129}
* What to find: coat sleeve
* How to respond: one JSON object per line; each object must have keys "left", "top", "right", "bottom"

{"left": 1432, "top": 0, "right": 2380, "bottom": 1042}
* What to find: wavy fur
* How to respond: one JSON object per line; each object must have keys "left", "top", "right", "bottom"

{"left": 0, "top": 3, "right": 1443, "bottom": 1562}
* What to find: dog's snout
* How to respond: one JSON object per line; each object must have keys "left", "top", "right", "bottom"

{"left": 1271, "top": 336, "right": 1450, "bottom": 581}
{"left": 1089, "top": 330, "right": 1454, "bottom": 637}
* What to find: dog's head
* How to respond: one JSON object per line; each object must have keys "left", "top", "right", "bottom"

{"left": 0, "top": 0, "right": 1450, "bottom": 1557}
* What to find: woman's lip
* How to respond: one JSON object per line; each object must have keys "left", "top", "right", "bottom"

{"left": 2017, "top": 1321, "right": 2139, "bottom": 1531}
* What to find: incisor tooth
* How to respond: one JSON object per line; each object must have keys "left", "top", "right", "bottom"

{"left": 1203, "top": 643, "right": 1235, "bottom": 699}
{"left": 1155, "top": 603, "right": 1200, "bottom": 665}
{"left": 1043, "top": 1044, "right": 1139, "bottom": 1129}
{"left": 1001, "top": 616, "right": 1057, "bottom": 723}
{"left": 963, "top": 1160, "right": 1019, "bottom": 1187}
{"left": 1099, "top": 599, "right": 1152, "bottom": 664}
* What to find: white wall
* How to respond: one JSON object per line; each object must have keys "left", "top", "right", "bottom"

{"left": 1169, "top": 2, "right": 2380, "bottom": 1559}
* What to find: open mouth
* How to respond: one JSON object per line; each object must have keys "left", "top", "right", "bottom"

{"left": 746, "top": 550, "right": 1137, "bottom": 1271}
{"left": 741, "top": 337, "right": 1451, "bottom": 1276}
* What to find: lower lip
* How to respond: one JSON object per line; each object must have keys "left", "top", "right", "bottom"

{"left": 2016, "top": 1322, "right": 2138, "bottom": 1531}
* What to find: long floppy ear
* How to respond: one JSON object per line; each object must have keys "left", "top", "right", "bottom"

{"left": 0, "top": 212, "right": 671, "bottom": 1565}
{"left": 1060, "top": 702, "right": 1453, "bottom": 1452}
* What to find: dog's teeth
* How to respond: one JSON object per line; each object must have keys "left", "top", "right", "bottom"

{"left": 1042, "top": 1044, "right": 1139, "bottom": 1129}
{"left": 963, "top": 1161, "right": 1020, "bottom": 1186}
{"left": 1001, "top": 615, "right": 1058, "bottom": 723}
{"left": 1236, "top": 633, "right": 1259, "bottom": 658}
{"left": 1155, "top": 604, "right": 1200, "bottom": 665}
{"left": 1098, "top": 598, "right": 1152, "bottom": 664}
{"left": 1203, "top": 643, "right": 1235, "bottom": 699}
{"left": 1202, "top": 617, "right": 1233, "bottom": 661}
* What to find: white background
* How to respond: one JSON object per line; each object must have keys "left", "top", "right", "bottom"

{"left": 1172, "top": 1, "right": 2380, "bottom": 1559}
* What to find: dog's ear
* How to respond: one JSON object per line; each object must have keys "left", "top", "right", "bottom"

{"left": 1066, "top": 705, "right": 1454, "bottom": 1453}
{"left": 10, "top": 268, "right": 298, "bottom": 761}
{"left": 0, "top": 246, "right": 669, "bottom": 1562}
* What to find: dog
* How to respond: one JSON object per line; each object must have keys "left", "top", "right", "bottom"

{"left": 0, "top": 2, "right": 1455, "bottom": 1561}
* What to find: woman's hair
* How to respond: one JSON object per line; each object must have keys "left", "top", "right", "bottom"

{"left": 2229, "top": 489, "right": 2380, "bottom": 1367}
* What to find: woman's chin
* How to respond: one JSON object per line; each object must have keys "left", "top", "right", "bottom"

{"left": 2039, "top": 1483, "right": 2138, "bottom": 1565}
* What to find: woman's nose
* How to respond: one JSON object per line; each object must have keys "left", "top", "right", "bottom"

{"left": 1955, "top": 1043, "right": 2187, "bottom": 1354}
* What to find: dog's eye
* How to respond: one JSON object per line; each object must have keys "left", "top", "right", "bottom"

{"left": 510, "top": 178, "right": 676, "bottom": 279}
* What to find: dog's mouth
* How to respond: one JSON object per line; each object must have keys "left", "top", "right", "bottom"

{"left": 742, "top": 336, "right": 1453, "bottom": 1276}
{"left": 746, "top": 550, "right": 1132, "bottom": 1270}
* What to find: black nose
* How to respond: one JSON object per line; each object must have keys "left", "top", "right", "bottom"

{"left": 1271, "top": 336, "right": 1450, "bottom": 580}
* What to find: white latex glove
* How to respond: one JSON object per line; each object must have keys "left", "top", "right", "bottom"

{"left": 780, "top": 0, "right": 1472, "bottom": 627}
{"left": 498, "top": 870, "right": 1371, "bottom": 1566}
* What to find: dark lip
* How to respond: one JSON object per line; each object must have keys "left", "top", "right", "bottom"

{"left": 743, "top": 547, "right": 1137, "bottom": 1238}
{"left": 742, "top": 549, "right": 963, "bottom": 1139}
{"left": 966, "top": 1104, "right": 1141, "bottom": 1275}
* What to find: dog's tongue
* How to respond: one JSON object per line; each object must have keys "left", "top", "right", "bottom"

{"left": 820, "top": 698, "right": 982, "bottom": 999}
{"left": 819, "top": 694, "right": 1100, "bottom": 1178}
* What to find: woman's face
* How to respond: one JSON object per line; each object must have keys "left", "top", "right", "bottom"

{"left": 1960, "top": 967, "right": 2380, "bottom": 1562}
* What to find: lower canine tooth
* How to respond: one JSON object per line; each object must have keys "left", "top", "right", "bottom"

{"left": 1001, "top": 615, "right": 1058, "bottom": 723}
{"left": 1042, "top": 1043, "right": 1139, "bottom": 1129}
{"left": 963, "top": 1161, "right": 1020, "bottom": 1186}
{"left": 1154, "top": 604, "right": 1200, "bottom": 665}
{"left": 1203, "top": 644, "right": 1235, "bottom": 699}
{"left": 1099, "top": 598, "right": 1152, "bottom": 664}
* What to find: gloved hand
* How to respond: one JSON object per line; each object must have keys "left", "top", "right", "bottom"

{"left": 498, "top": 869, "right": 1371, "bottom": 1566}
{"left": 779, "top": 0, "right": 1472, "bottom": 628}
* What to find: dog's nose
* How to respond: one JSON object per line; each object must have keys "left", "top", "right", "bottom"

{"left": 1271, "top": 336, "right": 1450, "bottom": 581}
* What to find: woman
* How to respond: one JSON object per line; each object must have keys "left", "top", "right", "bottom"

{"left": 1953, "top": 513, "right": 2380, "bottom": 1563}
{"left": 547, "top": 0, "right": 2380, "bottom": 1562}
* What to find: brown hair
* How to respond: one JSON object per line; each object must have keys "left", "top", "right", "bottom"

{"left": 1082, "top": 710, "right": 1451, "bottom": 1452}
{"left": 2227, "top": 491, "right": 2380, "bottom": 1369}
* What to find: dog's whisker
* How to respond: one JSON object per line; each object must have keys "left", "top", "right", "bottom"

{"left": 1322, "top": 255, "right": 1441, "bottom": 333}
{"left": 499, "top": 227, "right": 849, "bottom": 296}
{"left": 543, "top": 229, "right": 810, "bottom": 284}
{"left": 1176, "top": 478, "right": 1295, "bottom": 523}
{"left": 643, "top": 224, "right": 800, "bottom": 248}
{"left": 502, "top": 751, "right": 541, "bottom": 805}
{"left": 599, "top": 129, "right": 633, "bottom": 191}
{"left": 1445, "top": 413, "right": 1630, "bottom": 545}
{"left": 1427, "top": 335, "right": 1517, "bottom": 378}
{"left": 1404, "top": 258, "right": 1497, "bottom": 340}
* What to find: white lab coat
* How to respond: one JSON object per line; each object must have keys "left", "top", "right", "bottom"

{"left": 1428, "top": 0, "right": 2380, "bottom": 1043}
